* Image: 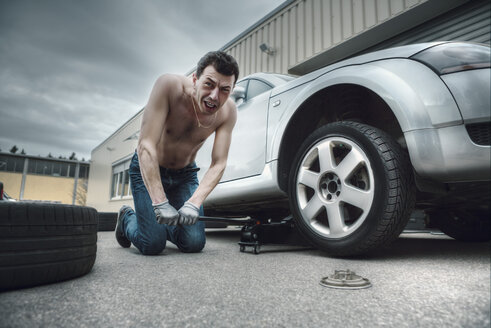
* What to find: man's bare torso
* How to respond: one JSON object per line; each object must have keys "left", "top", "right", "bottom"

{"left": 156, "top": 75, "right": 230, "bottom": 169}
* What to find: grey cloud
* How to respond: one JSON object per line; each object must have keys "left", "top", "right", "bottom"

{"left": 0, "top": 0, "right": 285, "bottom": 160}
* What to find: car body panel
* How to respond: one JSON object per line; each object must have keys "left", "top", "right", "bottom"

{"left": 405, "top": 124, "right": 491, "bottom": 181}
{"left": 203, "top": 160, "right": 286, "bottom": 207}
{"left": 198, "top": 91, "right": 271, "bottom": 183}
{"left": 271, "top": 42, "right": 447, "bottom": 98}
{"left": 195, "top": 42, "right": 490, "bottom": 209}
{"left": 441, "top": 69, "right": 491, "bottom": 124}
{"left": 268, "top": 59, "right": 462, "bottom": 162}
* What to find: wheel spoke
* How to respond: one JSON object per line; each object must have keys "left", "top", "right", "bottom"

{"left": 298, "top": 168, "right": 319, "bottom": 189}
{"left": 317, "top": 141, "right": 335, "bottom": 172}
{"left": 340, "top": 185, "right": 373, "bottom": 211}
{"left": 335, "top": 149, "right": 364, "bottom": 180}
{"left": 325, "top": 203, "right": 346, "bottom": 235}
{"left": 301, "top": 195, "right": 323, "bottom": 222}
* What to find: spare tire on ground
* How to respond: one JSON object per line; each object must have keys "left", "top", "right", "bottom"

{"left": 0, "top": 202, "right": 98, "bottom": 291}
{"left": 97, "top": 212, "right": 117, "bottom": 231}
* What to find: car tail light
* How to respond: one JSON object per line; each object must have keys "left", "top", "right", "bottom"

{"left": 411, "top": 43, "right": 490, "bottom": 75}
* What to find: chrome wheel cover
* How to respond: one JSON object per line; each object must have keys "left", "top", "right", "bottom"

{"left": 295, "top": 137, "right": 375, "bottom": 239}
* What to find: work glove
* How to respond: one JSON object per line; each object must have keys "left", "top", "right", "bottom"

{"left": 153, "top": 200, "right": 179, "bottom": 226}
{"left": 178, "top": 202, "right": 200, "bottom": 225}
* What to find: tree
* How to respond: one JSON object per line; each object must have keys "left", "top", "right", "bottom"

{"left": 21, "top": 149, "right": 26, "bottom": 155}
{"left": 71, "top": 179, "right": 88, "bottom": 206}
{"left": 10, "top": 145, "right": 18, "bottom": 154}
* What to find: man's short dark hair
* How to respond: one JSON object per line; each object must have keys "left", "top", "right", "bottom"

{"left": 196, "top": 51, "right": 239, "bottom": 84}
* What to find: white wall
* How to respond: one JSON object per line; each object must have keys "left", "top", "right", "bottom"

{"left": 86, "top": 110, "right": 142, "bottom": 212}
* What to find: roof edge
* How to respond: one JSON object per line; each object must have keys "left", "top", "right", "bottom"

{"left": 91, "top": 108, "right": 144, "bottom": 154}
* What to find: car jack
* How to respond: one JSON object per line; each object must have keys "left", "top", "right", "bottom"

{"left": 199, "top": 215, "right": 307, "bottom": 254}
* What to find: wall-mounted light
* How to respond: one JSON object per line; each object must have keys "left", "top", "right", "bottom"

{"left": 124, "top": 131, "right": 140, "bottom": 141}
{"left": 259, "top": 43, "right": 276, "bottom": 56}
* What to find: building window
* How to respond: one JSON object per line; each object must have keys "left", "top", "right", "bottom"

{"left": 79, "top": 165, "right": 89, "bottom": 179}
{"left": 111, "top": 160, "right": 132, "bottom": 199}
{"left": 25, "top": 158, "right": 88, "bottom": 178}
{"left": 0, "top": 155, "right": 24, "bottom": 173}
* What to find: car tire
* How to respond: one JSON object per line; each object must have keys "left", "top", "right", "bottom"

{"left": 288, "top": 121, "right": 415, "bottom": 256}
{"left": 97, "top": 212, "right": 117, "bottom": 231}
{"left": 0, "top": 202, "right": 98, "bottom": 291}
{"left": 428, "top": 208, "right": 490, "bottom": 242}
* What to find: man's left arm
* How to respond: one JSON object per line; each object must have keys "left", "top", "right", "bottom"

{"left": 177, "top": 103, "right": 237, "bottom": 225}
{"left": 189, "top": 104, "right": 237, "bottom": 207}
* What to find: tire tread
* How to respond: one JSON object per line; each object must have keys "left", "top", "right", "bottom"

{"left": 0, "top": 202, "right": 98, "bottom": 291}
{"left": 289, "top": 121, "right": 415, "bottom": 256}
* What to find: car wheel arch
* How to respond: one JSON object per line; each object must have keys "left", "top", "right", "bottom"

{"left": 276, "top": 83, "right": 404, "bottom": 193}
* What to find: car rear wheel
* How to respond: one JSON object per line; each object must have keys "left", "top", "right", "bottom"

{"left": 288, "top": 121, "right": 415, "bottom": 256}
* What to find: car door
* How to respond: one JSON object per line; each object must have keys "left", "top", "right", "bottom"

{"left": 196, "top": 78, "right": 272, "bottom": 182}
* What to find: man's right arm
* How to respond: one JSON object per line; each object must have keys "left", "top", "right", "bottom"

{"left": 136, "top": 75, "right": 180, "bottom": 225}
{"left": 137, "top": 75, "right": 173, "bottom": 204}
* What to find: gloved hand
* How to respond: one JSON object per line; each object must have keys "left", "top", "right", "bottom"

{"left": 153, "top": 200, "right": 179, "bottom": 226}
{"left": 178, "top": 202, "right": 200, "bottom": 225}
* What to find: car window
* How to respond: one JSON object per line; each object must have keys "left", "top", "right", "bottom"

{"left": 246, "top": 79, "right": 272, "bottom": 100}
{"left": 236, "top": 80, "right": 248, "bottom": 89}
{"left": 233, "top": 80, "right": 248, "bottom": 106}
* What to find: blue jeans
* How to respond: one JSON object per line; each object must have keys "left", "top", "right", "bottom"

{"left": 121, "top": 152, "right": 206, "bottom": 255}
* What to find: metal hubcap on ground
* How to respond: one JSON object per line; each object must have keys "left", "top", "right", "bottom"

{"left": 320, "top": 270, "right": 372, "bottom": 289}
{"left": 296, "top": 137, "right": 375, "bottom": 239}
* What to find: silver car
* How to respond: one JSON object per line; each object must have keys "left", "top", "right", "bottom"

{"left": 196, "top": 41, "right": 491, "bottom": 255}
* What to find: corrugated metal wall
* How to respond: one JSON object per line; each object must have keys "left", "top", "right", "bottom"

{"left": 225, "top": 0, "right": 427, "bottom": 77}
{"left": 224, "top": 0, "right": 489, "bottom": 77}
{"left": 364, "top": 0, "right": 490, "bottom": 52}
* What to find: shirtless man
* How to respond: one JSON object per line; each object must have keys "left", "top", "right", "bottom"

{"left": 115, "top": 51, "right": 239, "bottom": 255}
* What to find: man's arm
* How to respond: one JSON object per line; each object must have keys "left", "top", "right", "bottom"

{"left": 137, "top": 75, "right": 174, "bottom": 204}
{"left": 188, "top": 102, "right": 237, "bottom": 207}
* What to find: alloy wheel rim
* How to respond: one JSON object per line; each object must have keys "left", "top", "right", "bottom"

{"left": 295, "top": 136, "right": 375, "bottom": 239}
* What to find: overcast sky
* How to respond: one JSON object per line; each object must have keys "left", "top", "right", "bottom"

{"left": 0, "top": 0, "right": 285, "bottom": 160}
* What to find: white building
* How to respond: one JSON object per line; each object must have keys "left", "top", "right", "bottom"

{"left": 86, "top": 0, "right": 490, "bottom": 212}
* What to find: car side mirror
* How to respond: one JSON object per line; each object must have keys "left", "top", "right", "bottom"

{"left": 232, "top": 86, "right": 246, "bottom": 105}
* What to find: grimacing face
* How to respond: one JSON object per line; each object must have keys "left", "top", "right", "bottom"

{"left": 193, "top": 65, "right": 235, "bottom": 115}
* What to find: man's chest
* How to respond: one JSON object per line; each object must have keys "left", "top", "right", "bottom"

{"left": 163, "top": 112, "right": 212, "bottom": 145}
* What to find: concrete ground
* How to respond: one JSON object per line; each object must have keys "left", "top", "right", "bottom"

{"left": 0, "top": 228, "right": 489, "bottom": 328}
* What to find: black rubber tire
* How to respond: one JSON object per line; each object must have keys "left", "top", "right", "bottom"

{"left": 288, "top": 121, "right": 415, "bottom": 256}
{"left": 97, "top": 212, "right": 117, "bottom": 231}
{"left": 0, "top": 202, "right": 98, "bottom": 291}
{"left": 429, "top": 208, "right": 491, "bottom": 242}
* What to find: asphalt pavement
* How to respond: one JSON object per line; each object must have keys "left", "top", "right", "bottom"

{"left": 0, "top": 228, "right": 489, "bottom": 328}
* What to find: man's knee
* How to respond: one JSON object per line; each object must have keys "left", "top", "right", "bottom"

{"left": 138, "top": 237, "right": 166, "bottom": 255}
{"left": 179, "top": 229, "right": 206, "bottom": 253}
{"left": 178, "top": 223, "right": 206, "bottom": 253}
{"left": 180, "top": 238, "right": 206, "bottom": 253}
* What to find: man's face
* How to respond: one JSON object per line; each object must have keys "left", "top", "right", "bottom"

{"left": 193, "top": 65, "right": 235, "bottom": 115}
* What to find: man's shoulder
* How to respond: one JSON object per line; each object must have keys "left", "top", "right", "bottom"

{"left": 155, "top": 73, "right": 188, "bottom": 88}
{"left": 219, "top": 98, "right": 237, "bottom": 127}
{"left": 224, "top": 97, "right": 237, "bottom": 114}
{"left": 153, "top": 74, "right": 192, "bottom": 99}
